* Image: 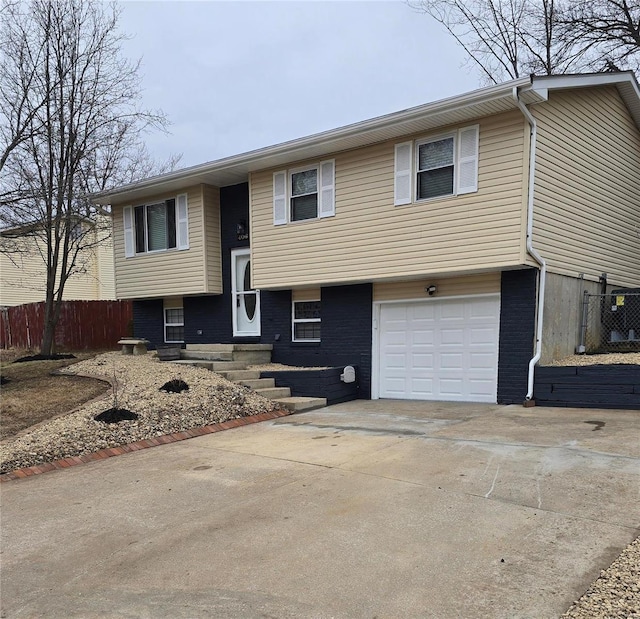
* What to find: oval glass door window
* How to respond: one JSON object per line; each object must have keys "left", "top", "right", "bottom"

{"left": 243, "top": 260, "right": 256, "bottom": 321}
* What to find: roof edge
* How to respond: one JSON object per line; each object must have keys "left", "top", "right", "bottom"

{"left": 93, "top": 71, "right": 640, "bottom": 205}
{"left": 92, "top": 76, "right": 531, "bottom": 203}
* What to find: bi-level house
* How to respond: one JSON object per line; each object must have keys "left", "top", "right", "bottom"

{"left": 93, "top": 72, "right": 640, "bottom": 405}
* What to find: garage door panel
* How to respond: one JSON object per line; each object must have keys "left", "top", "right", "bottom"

{"left": 411, "top": 352, "right": 433, "bottom": 368}
{"left": 469, "top": 352, "right": 496, "bottom": 369}
{"left": 387, "top": 353, "right": 407, "bottom": 372}
{"left": 383, "top": 331, "right": 407, "bottom": 346}
{"left": 468, "top": 379, "right": 496, "bottom": 398}
{"left": 469, "top": 326, "right": 499, "bottom": 346}
{"left": 383, "top": 377, "right": 407, "bottom": 397}
{"left": 468, "top": 299, "right": 500, "bottom": 319}
{"left": 440, "top": 328, "right": 465, "bottom": 345}
{"left": 440, "top": 353, "right": 463, "bottom": 370}
{"left": 412, "top": 329, "right": 435, "bottom": 345}
{"left": 378, "top": 296, "right": 499, "bottom": 403}
{"left": 440, "top": 303, "right": 465, "bottom": 320}
{"left": 412, "top": 303, "right": 436, "bottom": 319}
{"left": 438, "top": 378, "right": 464, "bottom": 397}
{"left": 411, "top": 378, "right": 434, "bottom": 396}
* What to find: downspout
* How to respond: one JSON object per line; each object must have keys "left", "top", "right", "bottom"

{"left": 512, "top": 86, "right": 547, "bottom": 402}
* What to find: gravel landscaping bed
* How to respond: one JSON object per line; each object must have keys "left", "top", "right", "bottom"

{"left": 548, "top": 352, "right": 640, "bottom": 366}
{"left": 0, "top": 352, "right": 277, "bottom": 474}
{"left": 248, "top": 363, "right": 329, "bottom": 371}
{"left": 562, "top": 536, "right": 640, "bottom": 618}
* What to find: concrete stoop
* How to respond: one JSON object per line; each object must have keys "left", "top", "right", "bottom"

{"left": 184, "top": 344, "right": 272, "bottom": 364}
{"left": 169, "top": 345, "right": 327, "bottom": 413}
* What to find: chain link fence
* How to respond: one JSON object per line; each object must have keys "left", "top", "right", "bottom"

{"left": 578, "top": 290, "right": 640, "bottom": 354}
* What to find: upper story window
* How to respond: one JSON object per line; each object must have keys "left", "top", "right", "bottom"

{"left": 135, "top": 200, "right": 176, "bottom": 253}
{"left": 394, "top": 125, "right": 479, "bottom": 206}
{"left": 122, "top": 194, "right": 189, "bottom": 258}
{"left": 290, "top": 167, "right": 319, "bottom": 221}
{"left": 417, "top": 136, "right": 454, "bottom": 200}
{"left": 273, "top": 160, "right": 335, "bottom": 225}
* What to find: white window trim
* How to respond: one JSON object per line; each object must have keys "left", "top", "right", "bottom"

{"left": 273, "top": 161, "right": 335, "bottom": 225}
{"left": 289, "top": 164, "right": 320, "bottom": 222}
{"left": 138, "top": 201, "right": 172, "bottom": 255}
{"left": 414, "top": 131, "right": 457, "bottom": 203}
{"left": 394, "top": 124, "right": 479, "bottom": 207}
{"left": 164, "top": 307, "right": 184, "bottom": 343}
{"left": 126, "top": 196, "right": 189, "bottom": 256}
{"left": 292, "top": 299, "right": 321, "bottom": 343}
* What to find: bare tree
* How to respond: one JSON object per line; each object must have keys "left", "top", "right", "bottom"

{"left": 409, "top": 0, "right": 639, "bottom": 82}
{"left": 565, "top": 0, "right": 640, "bottom": 71}
{"left": 0, "top": 0, "right": 178, "bottom": 356}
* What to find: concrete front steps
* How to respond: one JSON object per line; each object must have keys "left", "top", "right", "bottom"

{"left": 171, "top": 345, "right": 326, "bottom": 413}
{"left": 182, "top": 344, "right": 273, "bottom": 364}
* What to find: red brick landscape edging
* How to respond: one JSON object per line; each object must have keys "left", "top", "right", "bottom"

{"left": 0, "top": 409, "right": 291, "bottom": 482}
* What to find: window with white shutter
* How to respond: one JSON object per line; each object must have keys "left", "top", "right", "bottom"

{"left": 457, "top": 125, "right": 479, "bottom": 194}
{"left": 177, "top": 193, "right": 189, "bottom": 249}
{"left": 397, "top": 124, "right": 479, "bottom": 204}
{"left": 127, "top": 196, "right": 188, "bottom": 255}
{"left": 123, "top": 206, "right": 134, "bottom": 258}
{"left": 319, "top": 160, "right": 335, "bottom": 218}
{"left": 272, "top": 161, "right": 336, "bottom": 225}
{"left": 394, "top": 142, "right": 412, "bottom": 206}
{"left": 290, "top": 167, "right": 318, "bottom": 221}
{"left": 273, "top": 171, "right": 287, "bottom": 225}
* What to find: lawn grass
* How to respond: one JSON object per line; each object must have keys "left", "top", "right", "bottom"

{"left": 0, "top": 349, "right": 111, "bottom": 440}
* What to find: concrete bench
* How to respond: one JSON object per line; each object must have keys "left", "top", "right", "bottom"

{"left": 117, "top": 339, "right": 149, "bottom": 356}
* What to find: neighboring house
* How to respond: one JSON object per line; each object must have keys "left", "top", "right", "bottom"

{"left": 93, "top": 72, "right": 640, "bottom": 405}
{"left": 0, "top": 217, "right": 115, "bottom": 306}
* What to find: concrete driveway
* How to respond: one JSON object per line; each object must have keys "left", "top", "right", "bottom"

{"left": 1, "top": 400, "right": 638, "bottom": 618}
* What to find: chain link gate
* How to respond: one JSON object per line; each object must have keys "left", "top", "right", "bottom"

{"left": 577, "top": 290, "right": 640, "bottom": 354}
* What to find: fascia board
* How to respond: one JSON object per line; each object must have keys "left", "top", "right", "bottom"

{"left": 92, "top": 78, "right": 531, "bottom": 205}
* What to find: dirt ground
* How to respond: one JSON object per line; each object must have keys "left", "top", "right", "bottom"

{"left": 0, "top": 349, "right": 111, "bottom": 440}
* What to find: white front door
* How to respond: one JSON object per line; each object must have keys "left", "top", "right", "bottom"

{"left": 232, "top": 249, "right": 260, "bottom": 337}
{"left": 376, "top": 296, "right": 500, "bottom": 403}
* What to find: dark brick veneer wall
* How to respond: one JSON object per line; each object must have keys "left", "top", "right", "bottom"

{"left": 132, "top": 299, "right": 164, "bottom": 349}
{"left": 261, "top": 284, "right": 373, "bottom": 399}
{"left": 497, "top": 268, "right": 537, "bottom": 404}
{"left": 260, "top": 367, "right": 359, "bottom": 405}
{"left": 535, "top": 365, "right": 640, "bottom": 409}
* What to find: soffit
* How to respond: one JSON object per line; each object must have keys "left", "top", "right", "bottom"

{"left": 93, "top": 72, "right": 640, "bottom": 206}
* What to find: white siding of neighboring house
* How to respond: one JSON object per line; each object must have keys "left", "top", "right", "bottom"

{"left": 0, "top": 224, "right": 115, "bottom": 307}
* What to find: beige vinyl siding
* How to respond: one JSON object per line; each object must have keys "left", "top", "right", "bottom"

{"left": 0, "top": 237, "right": 104, "bottom": 306}
{"left": 373, "top": 272, "right": 501, "bottom": 302}
{"left": 251, "top": 111, "right": 527, "bottom": 289}
{"left": 113, "top": 185, "right": 210, "bottom": 299}
{"left": 532, "top": 86, "right": 640, "bottom": 287}
{"left": 292, "top": 288, "right": 321, "bottom": 301}
{"left": 202, "top": 184, "right": 222, "bottom": 294}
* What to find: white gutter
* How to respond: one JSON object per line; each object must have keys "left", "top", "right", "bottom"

{"left": 512, "top": 86, "right": 547, "bottom": 402}
{"left": 93, "top": 77, "right": 531, "bottom": 203}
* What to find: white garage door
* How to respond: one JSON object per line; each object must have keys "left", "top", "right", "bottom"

{"left": 377, "top": 296, "right": 500, "bottom": 403}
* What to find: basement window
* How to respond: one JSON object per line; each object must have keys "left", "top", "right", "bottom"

{"left": 292, "top": 300, "right": 321, "bottom": 342}
{"left": 164, "top": 307, "right": 184, "bottom": 343}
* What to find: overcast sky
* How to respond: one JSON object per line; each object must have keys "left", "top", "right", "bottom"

{"left": 118, "top": 1, "right": 479, "bottom": 169}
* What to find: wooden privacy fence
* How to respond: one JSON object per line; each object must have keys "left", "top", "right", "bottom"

{"left": 0, "top": 300, "right": 133, "bottom": 350}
